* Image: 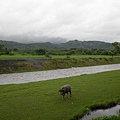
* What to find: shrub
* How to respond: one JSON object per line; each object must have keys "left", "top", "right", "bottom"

{"left": 9, "top": 51, "right": 15, "bottom": 55}
{"left": 14, "top": 62, "right": 33, "bottom": 71}
{"left": 45, "top": 53, "right": 52, "bottom": 58}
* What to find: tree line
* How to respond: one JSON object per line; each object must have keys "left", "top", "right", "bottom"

{"left": 0, "top": 42, "right": 120, "bottom": 57}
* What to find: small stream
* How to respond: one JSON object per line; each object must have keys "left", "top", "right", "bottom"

{"left": 80, "top": 105, "right": 120, "bottom": 120}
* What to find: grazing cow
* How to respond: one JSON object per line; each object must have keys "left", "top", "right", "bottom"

{"left": 58, "top": 84, "right": 71, "bottom": 99}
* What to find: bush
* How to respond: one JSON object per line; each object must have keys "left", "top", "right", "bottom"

{"left": 9, "top": 51, "right": 15, "bottom": 55}
{"left": 14, "top": 62, "right": 34, "bottom": 71}
{"left": 45, "top": 53, "right": 52, "bottom": 58}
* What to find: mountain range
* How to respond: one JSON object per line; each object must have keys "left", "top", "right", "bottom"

{"left": 0, "top": 40, "right": 114, "bottom": 50}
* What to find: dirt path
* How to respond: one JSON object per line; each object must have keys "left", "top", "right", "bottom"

{"left": 0, "top": 64, "right": 120, "bottom": 85}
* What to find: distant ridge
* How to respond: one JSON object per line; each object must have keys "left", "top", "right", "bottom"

{"left": 59, "top": 40, "right": 114, "bottom": 49}
{"left": 0, "top": 39, "right": 114, "bottom": 50}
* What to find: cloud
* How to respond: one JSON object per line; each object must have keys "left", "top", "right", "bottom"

{"left": 0, "top": 0, "right": 120, "bottom": 43}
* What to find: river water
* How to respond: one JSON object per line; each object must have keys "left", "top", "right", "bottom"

{"left": 0, "top": 64, "right": 120, "bottom": 85}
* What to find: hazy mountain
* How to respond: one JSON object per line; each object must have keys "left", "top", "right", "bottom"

{"left": 0, "top": 39, "right": 114, "bottom": 50}
{"left": 0, "top": 35, "right": 68, "bottom": 44}
{"left": 59, "top": 40, "right": 114, "bottom": 49}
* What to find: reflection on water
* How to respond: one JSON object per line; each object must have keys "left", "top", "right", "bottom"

{"left": 80, "top": 105, "right": 120, "bottom": 120}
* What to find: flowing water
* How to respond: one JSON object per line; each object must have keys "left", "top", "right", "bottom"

{"left": 80, "top": 105, "right": 120, "bottom": 120}
{"left": 0, "top": 64, "right": 120, "bottom": 85}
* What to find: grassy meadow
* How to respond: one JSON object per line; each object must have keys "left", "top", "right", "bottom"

{"left": 0, "top": 54, "right": 45, "bottom": 59}
{"left": 0, "top": 70, "right": 120, "bottom": 120}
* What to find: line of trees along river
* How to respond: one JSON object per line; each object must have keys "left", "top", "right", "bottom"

{"left": 0, "top": 41, "right": 120, "bottom": 57}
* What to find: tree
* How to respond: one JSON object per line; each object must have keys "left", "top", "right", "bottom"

{"left": 4, "top": 47, "right": 10, "bottom": 54}
{"left": 35, "top": 48, "right": 46, "bottom": 55}
{"left": 112, "top": 42, "right": 120, "bottom": 55}
{"left": 109, "top": 50, "right": 115, "bottom": 58}
{"left": 0, "top": 44, "right": 5, "bottom": 55}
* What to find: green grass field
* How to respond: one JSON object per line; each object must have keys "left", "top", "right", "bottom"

{"left": 0, "top": 70, "right": 120, "bottom": 120}
{"left": 0, "top": 55, "right": 45, "bottom": 59}
{"left": 0, "top": 54, "right": 120, "bottom": 59}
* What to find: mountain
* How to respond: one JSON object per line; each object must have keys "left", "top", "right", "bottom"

{"left": 0, "top": 39, "right": 114, "bottom": 50}
{"left": 59, "top": 40, "right": 114, "bottom": 49}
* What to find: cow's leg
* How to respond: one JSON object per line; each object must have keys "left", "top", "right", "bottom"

{"left": 69, "top": 90, "right": 71, "bottom": 97}
{"left": 66, "top": 92, "right": 68, "bottom": 97}
{"left": 62, "top": 94, "right": 65, "bottom": 100}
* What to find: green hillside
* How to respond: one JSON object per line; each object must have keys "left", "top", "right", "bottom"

{"left": 0, "top": 40, "right": 114, "bottom": 50}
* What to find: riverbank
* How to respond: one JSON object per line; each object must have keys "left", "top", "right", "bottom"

{"left": 0, "top": 64, "right": 120, "bottom": 85}
{"left": 0, "top": 57, "right": 120, "bottom": 74}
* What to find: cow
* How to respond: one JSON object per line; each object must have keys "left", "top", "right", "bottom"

{"left": 58, "top": 84, "right": 71, "bottom": 99}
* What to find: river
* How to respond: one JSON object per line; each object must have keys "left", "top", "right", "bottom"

{"left": 0, "top": 64, "right": 120, "bottom": 85}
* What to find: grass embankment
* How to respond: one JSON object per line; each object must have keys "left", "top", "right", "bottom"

{"left": 0, "top": 55, "right": 120, "bottom": 59}
{"left": 0, "top": 55, "right": 120, "bottom": 74}
{"left": 0, "top": 70, "right": 120, "bottom": 120}
{"left": 0, "top": 55, "right": 45, "bottom": 59}
{"left": 42, "top": 57, "right": 120, "bottom": 70}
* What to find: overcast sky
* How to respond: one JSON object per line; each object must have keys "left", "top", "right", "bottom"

{"left": 0, "top": 0, "right": 120, "bottom": 43}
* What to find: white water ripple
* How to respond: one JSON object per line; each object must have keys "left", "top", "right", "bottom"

{"left": 0, "top": 64, "right": 120, "bottom": 85}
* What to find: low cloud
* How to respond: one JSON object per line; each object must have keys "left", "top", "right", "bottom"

{"left": 0, "top": 0, "right": 120, "bottom": 43}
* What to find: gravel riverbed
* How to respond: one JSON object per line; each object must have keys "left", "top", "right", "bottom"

{"left": 0, "top": 64, "right": 120, "bottom": 85}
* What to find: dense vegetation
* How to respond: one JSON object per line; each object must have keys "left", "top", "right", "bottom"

{"left": 0, "top": 40, "right": 120, "bottom": 57}
{"left": 0, "top": 70, "right": 120, "bottom": 120}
